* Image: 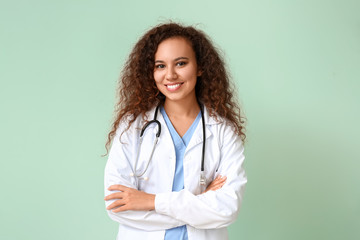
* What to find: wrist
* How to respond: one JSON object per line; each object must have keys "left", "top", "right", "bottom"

{"left": 147, "top": 193, "right": 155, "bottom": 210}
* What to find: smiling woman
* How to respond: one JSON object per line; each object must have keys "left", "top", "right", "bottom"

{"left": 154, "top": 37, "right": 200, "bottom": 103}
{"left": 104, "top": 22, "right": 247, "bottom": 240}
{"left": 153, "top": 37, "right": 202, "bottom": 135}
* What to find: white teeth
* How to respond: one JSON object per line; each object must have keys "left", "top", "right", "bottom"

{"left": 167, "top": 83, "right": 181, "bottom": 90}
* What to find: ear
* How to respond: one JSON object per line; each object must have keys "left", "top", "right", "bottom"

{"left": 197, "top": 69, "right": 203, "bottom": 77}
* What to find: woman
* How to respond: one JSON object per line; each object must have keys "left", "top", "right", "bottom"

{"left": 104, "top": 23, "right": 247, "bottom": 240}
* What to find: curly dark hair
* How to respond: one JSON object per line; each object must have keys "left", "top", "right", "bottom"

{"left": 105, "top": 22, "right": 246, "bottom": 153}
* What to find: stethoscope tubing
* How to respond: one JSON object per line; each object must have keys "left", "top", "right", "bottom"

{"left": 132, "top": 103, "right": 206, "bottom": 185}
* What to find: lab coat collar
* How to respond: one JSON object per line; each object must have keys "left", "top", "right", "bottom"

{"left": 145, "top": 105, "right": 223, "bottom": 126}
{"left": 144, "top": 104, "right": 222, "bottom": 151}
{"left": 202, "top": 106, "right": 223, "bottom": 126}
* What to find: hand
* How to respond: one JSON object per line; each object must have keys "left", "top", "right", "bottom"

{"left": 203, "top": 175, "right": 227, "bottom": 193}
{"left": 104, "top": 185, "right": 155, "bottom": 212}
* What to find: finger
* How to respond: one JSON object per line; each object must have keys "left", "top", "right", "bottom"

{"left": 205, "top": 186, "right": 218, "bottom": 192}
{"left": 215, "top": 175, "right": 226, "bottom": 181}
{"left": 205, "top": 176, "right": 227, "bottom": 191}
{"left": 216, "top": 181, "right": 226, "bottom": 189}
{"left": 207, "top": 179, "right": 227, "bottom": 191}
{"left": 213, "top": 181, "right": 226, "bottom": 189}
{"left": 108, "top": 184, "right": 129, "bottom": 191}
{"left": 210, "top": 178, "right": 227, "bottom": 187}
{"left": 112, "top": 204, "right": 128, "bottom": 213}
{"left": 206, "top": 184, "right": 219, "bottom": 191}
{"left": 209, "top": 184, "right": 222, "bottom": 190}
{"left": 212, "top": 179, "right": 226, "bottom": 186}
{"left": 213, "top": 176, "right": 227, "bottom": 184}
{"left": 104, "top": 192, "right": 124, "bottom": 201}
{"left": 208, "top": 184, "right": 224, "bottom": 192}
{"left": 213, "top": 175, "right": 226, "bottom": 181}
{"left": 106, "top": 199, "right": 125, "bottom": 210}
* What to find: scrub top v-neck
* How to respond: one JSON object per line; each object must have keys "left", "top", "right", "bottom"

{"left": 160, "top": 106, "right": 201, "bottom": 240}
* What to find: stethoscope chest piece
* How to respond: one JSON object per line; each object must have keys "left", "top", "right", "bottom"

{"left": 200, "top": 172, "right": 206, "bottom": 186}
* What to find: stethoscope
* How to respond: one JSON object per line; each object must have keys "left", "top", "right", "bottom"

{"left": 130, "top": 104, "right": 207, "bottom": 185}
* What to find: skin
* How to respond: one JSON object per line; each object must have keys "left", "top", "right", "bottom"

{"left": 105, "top": 176, "right": 227, "bottom": 212}
{"left": 154, "top": 37, "right": 202, "bottom": 137}
{"left": 105, "top": 37, "right": 227, "bottom": 212}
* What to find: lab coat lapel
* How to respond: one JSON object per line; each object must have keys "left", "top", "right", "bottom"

{"left": 155, "top": 109, "right": 177, "bottom": 187}
{"left": 186, "top": 124, "right": 212, "bottom": 152}
{"left": 186, "top": 107, "right": 215, "bottom": 152}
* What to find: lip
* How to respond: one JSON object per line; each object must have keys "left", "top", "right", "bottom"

{"left": 165, "top": 82, "right": 183, "bottom": 92}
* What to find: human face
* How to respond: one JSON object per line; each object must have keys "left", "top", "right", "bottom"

{"left": 153, "top": 37, "right": 201, "bottom": 104}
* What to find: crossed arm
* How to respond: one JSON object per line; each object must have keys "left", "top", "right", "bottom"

{"left": 104, "top": 123, "right": 246, "bottom": 230}
{"left": 104, "top": 175, "right": 227, "bottom": 212}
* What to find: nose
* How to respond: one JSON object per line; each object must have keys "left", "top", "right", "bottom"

{"left": 165, "top": 66, "right": 177, "bottom": 80}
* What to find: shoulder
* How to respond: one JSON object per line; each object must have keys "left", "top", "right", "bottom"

{"left": 204, "top": 107, "right": 243, "bottom": 146}
{"left": 204, "top": 106, "right": 235, "bottom": 131}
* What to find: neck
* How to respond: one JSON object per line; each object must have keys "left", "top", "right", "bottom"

{"left": 163, "top": 96, "right": 200, "bottom": 118}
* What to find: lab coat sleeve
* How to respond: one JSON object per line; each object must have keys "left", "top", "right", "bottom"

{"left": 104, "top": 125, "right": 186, "bottom": 231}
{"left": 155, "top": 123, "right": 247, "bottom": 229}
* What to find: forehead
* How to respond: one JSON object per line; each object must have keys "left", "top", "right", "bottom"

{"left": 155, "top": 37, "right": 195, "bottom": 59}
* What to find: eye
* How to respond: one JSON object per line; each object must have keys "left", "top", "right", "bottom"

{"left": 176, "top": 61, "right": 187, "bottom": 67}
{"left": 155, "top": 64, "right": 165, "bottom": 69}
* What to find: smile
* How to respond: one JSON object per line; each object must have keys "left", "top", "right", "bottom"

{"left": 165, "top": 83, "right": 183, "bottom": 91}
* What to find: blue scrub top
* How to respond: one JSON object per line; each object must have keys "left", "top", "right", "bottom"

{"left": 161, "top": 107, "right": 201, "bottom": 240}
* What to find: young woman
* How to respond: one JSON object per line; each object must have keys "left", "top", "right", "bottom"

{"left": 104, "top": 23, "right": 247, "bottom": 240}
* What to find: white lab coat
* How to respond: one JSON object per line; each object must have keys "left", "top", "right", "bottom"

{"left": 104, "top": 106, "right": 247, "bottom": 240}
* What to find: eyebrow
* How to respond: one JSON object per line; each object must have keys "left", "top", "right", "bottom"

{"left": 155, "top": 57, "right": 189, "bottom": 63}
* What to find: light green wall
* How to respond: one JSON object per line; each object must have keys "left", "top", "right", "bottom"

{"left": 1, "top": 0, "right": 359, "bottom": 239}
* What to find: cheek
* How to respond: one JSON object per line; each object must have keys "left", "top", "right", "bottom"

{"left": 153, "top": 71, "right": 163, "bottom": 83}
{"left": 153, "top": 73, "right": 163, "bottom": 90}
{"left": 184, "top": 69, "right": 198, "bottom": 83}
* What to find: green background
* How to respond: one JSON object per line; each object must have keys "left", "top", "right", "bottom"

{"left": 1, "top": 0, "right": 359, "bottom": 239}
